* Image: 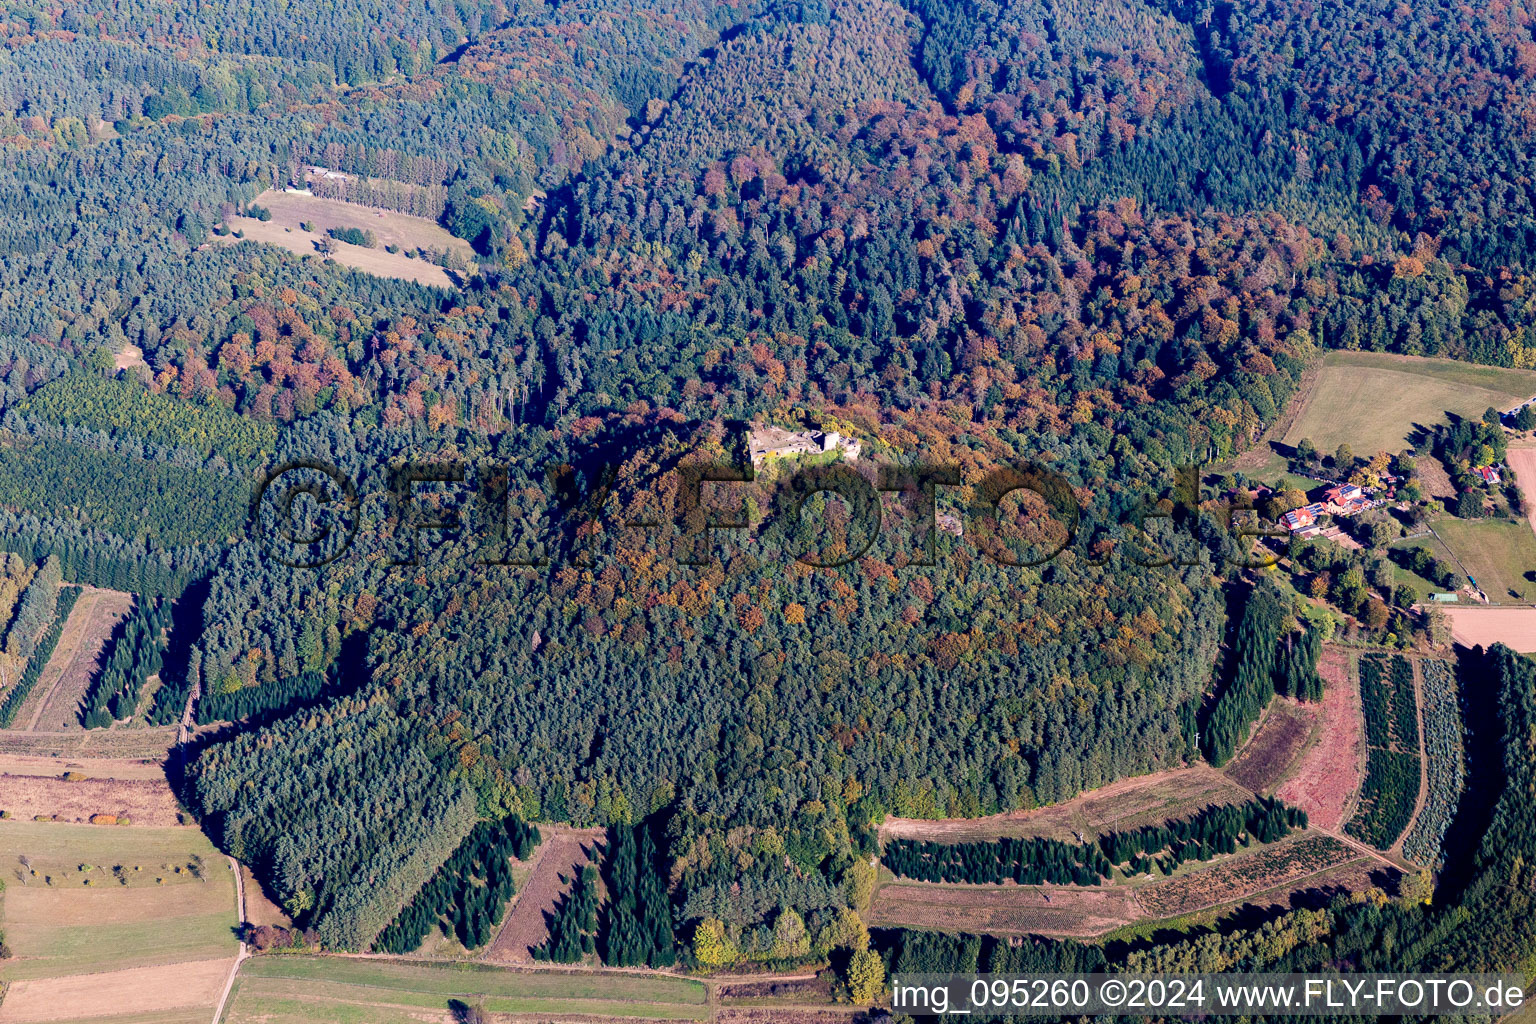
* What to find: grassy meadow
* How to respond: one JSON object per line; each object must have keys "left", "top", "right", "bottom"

{"left": 1282, "top": 351, "right": 1536, "bottom": 455}
{"left": 220, "top": 956, "right": 711, "bottom": 1023}
{"left": 0, "top": 820, "right": 238, "bottom": 1023}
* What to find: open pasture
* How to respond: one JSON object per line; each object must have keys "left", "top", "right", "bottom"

{"left": 0, "top": 820, "right": 237, "bottom": 982}
{"left": 1430, "top": 518, "right": 1536, "bottom": 604}
{"left": 1281, "top": 351, "right": 1536, "bottom": 455}
{"left": 216, "top": 189, "right": 473, "bottom": 290}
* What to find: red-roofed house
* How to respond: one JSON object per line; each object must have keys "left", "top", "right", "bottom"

{"left": 1280, "top": 507, "right": 1317, "bottom": 532}
{"left": 1323, "top": 483, "right": 1363, "bottom": 507}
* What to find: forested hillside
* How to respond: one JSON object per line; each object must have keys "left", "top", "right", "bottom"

{"left": 0, "top": 0, "right": 1534, "bottom": 974}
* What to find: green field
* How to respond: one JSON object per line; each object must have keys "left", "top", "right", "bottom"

{"left": 1434, "top": 518, "right": 1536, "bottom": 603}
{"left": 1283, "top": 351, "right": 1536, "bottom": 456}
{"left": 0, "top": 820, "right": 238, "bottom": 980}
{"left": 1394, "top": 519, "right": 1536, "bottom": 604}
{"left": 221, "top": 956, "right": 711, "bottom": 1023}
{"left": 1390, "top": 553, "right": 1452, "bottom": 603}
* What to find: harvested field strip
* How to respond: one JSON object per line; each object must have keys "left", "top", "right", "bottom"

{"left": 1441, "top": 606, "right": 1536, "bottom": 653}
{"left": 1136, "top": 834, "right": 1359, "bottom": 919}
{"left": 0, "top": 762, "right": 182, "bottom": 827}
{"left": 0, "top": 728, "right": 182, "bottom": 759}
{"left": 1224, "top": 699, "right": 1317, "bottom": 794}
{"left": 0, "top": 754, "right": 166, "bottom": 780}
{"left": 221, "top": 956, "right": 709, "bottom": 1023}
{"left": 880, "top": 767, "right": 1253, "bottom": 844}
{"left": 1274, "top": 646, "right": 1363, "bottom": 831}
{"left": 0, "top": 956, "right": 232, "bottom": 1023}
{"left": 4, "top": 1013, "right": 208, "bottom": 1024}
{"left": 0, "top": 770, "right": 183, "bottom": 826}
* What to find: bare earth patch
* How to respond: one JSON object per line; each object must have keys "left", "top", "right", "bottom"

{"left": 484, "top": 826, "right": 605, "bottom": 963}
{"left": 867, "top": 879, "right": 1144, "bottom": 938}
{"left": 1225, "top": 699, "right": 1319, "bottom": 794}
{"left": 1275, "top": 646, "right": 1364, "bottom": 831}
{"left": 880, "top": 766, "right": 1252, "bottom": 844}
{"left": 1441, "top": 606, "right": 1536, "bottom": 653}
{"left": 112, "top": 343, "right": 146, "bottom": 372}
{"left": 0, "top": 956, "right": 233, "bottom": 1022}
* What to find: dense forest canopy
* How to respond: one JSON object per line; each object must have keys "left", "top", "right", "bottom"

{"left": 0, "top": 0, "right": 1534, "bottom": 973}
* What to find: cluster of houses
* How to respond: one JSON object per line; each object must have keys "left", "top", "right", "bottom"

{"left": 1277, "top": 480, "right": 1396, "bottom": 538}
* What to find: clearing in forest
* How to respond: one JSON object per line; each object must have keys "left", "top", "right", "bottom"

{"left": 1274, "top": 646, "right": 1365, "bottom": 831}
{"left": 483, "top": 825, "right": 605, "bottom": 963}
{"left": 216, "top": 189, "right": 473, "bottom": 290}
{"left": 15, "top": 587, "right": 134, "bottom": 732}
{"left": 879, "top": 766, "right": 1253, "bottom": 845}
{"left": 1224, "top": 698, "right": 1319, "bottom": 795}
{"left": 219, "top": 955, "right": 709, "bottom": 1023}
{"left": 866, "top": 875, "right": 1144, "bottom": 937}
{"left": 1134, "top": 834, "right": 1362, "bottom": 919}
{"left": 0, "top": 820, "right": 238, "bottom": 1023}
{"left": 1281, "top": 351, "right": 1536, "bottom": 456}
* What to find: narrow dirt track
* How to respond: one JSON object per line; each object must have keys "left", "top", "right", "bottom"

{"left": 210, "top": 855, "right": 249, "bottom": 1024}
